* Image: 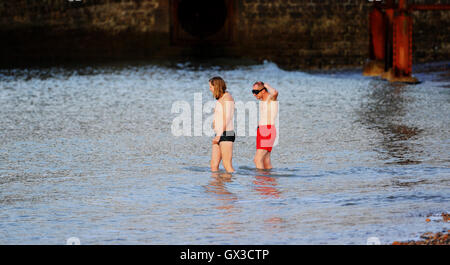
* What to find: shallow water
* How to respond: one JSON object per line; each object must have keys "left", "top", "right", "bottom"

{"left": 0, "top": 61, "right": 449, "bottom": 244}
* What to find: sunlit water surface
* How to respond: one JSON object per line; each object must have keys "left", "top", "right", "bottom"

{"left": 0, "top": 61, "right": 449, "bottom": 244}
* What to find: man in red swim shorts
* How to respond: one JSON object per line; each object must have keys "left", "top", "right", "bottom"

{"left": 252, "top": 81, "right": 279, "bottom": 170}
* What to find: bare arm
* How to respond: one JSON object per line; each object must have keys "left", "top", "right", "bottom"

{"left": 264, "top": 83, "right": 278, "bottom": 100}
{"left": 214, "top": 108, "right": 223, "bottom": 136}
{"left": 212, "top": 102, "right": 223, "bottom": 144}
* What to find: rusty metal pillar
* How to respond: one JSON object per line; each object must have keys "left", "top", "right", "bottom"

{"left": 385, "top": 0, "right": 418, "bottom": 82}
{"left": 363, "top": 1, "right": 387, "bottom": 76}
{"left": 370, "top": 7, "right": 386, "bottom": 61}
{"left": 379, "top": 0, "right": 418, "bottom": 83}
{"left": 393, "top": 1, "right": 414, "bottom": 80}
{"left": 363, "top": 0, "right": 450, "bottom": 83}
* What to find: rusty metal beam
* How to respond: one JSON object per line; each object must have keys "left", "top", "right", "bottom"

{"left": 409, "top": 4, "right": 450, "bottom": 11}
{"left": 378, "top": 3, "right": 450, "bottom": 11}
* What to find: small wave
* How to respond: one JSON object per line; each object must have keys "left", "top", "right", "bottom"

{"left": 385, "top": 194, "right": 446, "bottom": 202}
{"left": 182, "top": 166, "right": 213, "bottom": 173}
{"left": 235, "top": 165, "right": 324, "bottom": 178}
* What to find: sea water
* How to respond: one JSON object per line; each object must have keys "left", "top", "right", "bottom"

{"left": 0, "top": 61, "right": 448, "bottom": 244}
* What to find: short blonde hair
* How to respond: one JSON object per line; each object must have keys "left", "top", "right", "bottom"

{"left": 209, "top": 76, "right": 227, "bottom": 100}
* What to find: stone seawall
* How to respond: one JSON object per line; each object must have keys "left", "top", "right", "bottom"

{"left": 0, "top": 0, "right": 448, "bottom": 69}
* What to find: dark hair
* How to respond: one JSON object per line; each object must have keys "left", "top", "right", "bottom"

{"left": 253, "top": 81, "right": 266, "bottom": 92}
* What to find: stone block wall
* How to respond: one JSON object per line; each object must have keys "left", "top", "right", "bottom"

{"left": 0, "top": 0, "right": 448, "bottom": 69}
{"left": 235, "top": 0, "right": 372, "bottom": 68}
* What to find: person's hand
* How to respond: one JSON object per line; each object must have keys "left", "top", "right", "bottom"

{"left": 212, "top": 135, "right": 220, "bottom": 145}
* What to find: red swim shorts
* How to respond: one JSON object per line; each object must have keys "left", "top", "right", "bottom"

{"left": 256, "top": 125, "right": 276, "bottom": 152}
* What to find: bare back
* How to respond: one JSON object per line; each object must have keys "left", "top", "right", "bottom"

{"left": 214, "top": 92, "right": 235, "bottom": 133}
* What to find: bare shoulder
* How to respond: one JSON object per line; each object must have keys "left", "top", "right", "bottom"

{"left": 223, "top": 92, "right": 234, "bottom": 102}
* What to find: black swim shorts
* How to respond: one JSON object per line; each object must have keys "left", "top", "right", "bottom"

{"left": 218, "top": 131, "right": 235, "bottom": 143}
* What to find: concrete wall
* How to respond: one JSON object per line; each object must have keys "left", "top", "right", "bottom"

{"left": 0, "top": 0, "right": 448, "bottom": 69}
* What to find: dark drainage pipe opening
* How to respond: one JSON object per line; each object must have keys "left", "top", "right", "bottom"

{"left": 177, "top": 0, "right": 227, "bottom": 39}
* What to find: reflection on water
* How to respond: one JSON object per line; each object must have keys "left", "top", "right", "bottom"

{"left": 204, "top": 172, "right": 239, "bottom": 235}
{"left": 253, "top": 171, "right": 286, "bottom": 233}
{"left": 357, "top": 82, "right": 424, "bottom": 165}
{"left": 0, "top": 61, "right": 449, "bottom": 244}
{"left": 253, "top": 171, "right": 281, "bottom": 199}
{"left": 205, "top": 172, "right": 237, "bottom": 212}
{"left": 203, "top": 170, "right": 285, "bottom": 237}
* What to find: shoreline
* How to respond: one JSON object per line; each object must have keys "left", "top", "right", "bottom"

{"left": 392, "top": 213, "right": 450, "bottom": 245}
{"left": 392, "top": 230, "right": 450, "bottom": 245}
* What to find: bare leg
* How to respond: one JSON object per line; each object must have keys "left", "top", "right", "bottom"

{"left": 211, "top": 143, "right": 222, "bottom": 172}
{"left": 263, "top": 152, "right": 273, "bottom": 169}
{"left": 254, "top": 149, "right": 268, "bottom": 170}
{"left": 219, "top": 141, "right": 235, "bottom": 173}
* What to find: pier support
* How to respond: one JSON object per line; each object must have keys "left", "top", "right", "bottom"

{"left": 363, "top": 0, "right": 450, "bottom": 83}
{"left": 363, "top": 4, "right": 386, "bottom": 77}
